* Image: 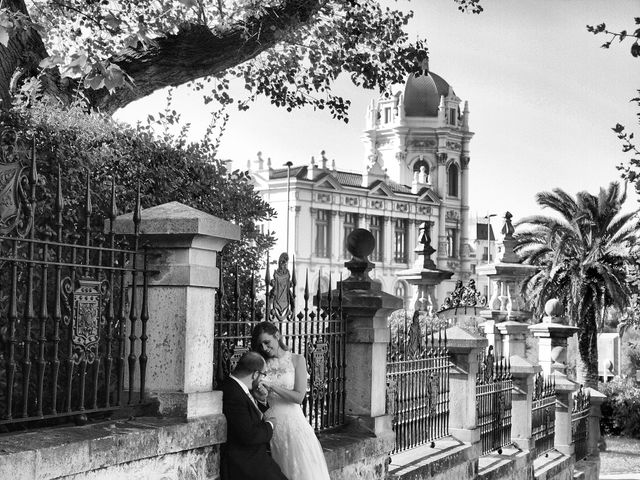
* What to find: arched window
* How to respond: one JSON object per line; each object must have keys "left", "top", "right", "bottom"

{"left": 448, "top": 163, "right": 459, "bottom": 197}
{"left": 394, "top": 282, "right": 406, "bottom": 299}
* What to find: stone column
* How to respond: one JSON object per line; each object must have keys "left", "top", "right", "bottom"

{"left": 509, "top": 356, "right": 540, "bottom": 451}
{"left": 330, "top": 210, "right": 340, "bottom": 262}
{"left": 447, "top": 326, "right": 487, "bottom": 446}
{"left": 587, "top": 389, "right": 606, "bottom": 456}
{"left": 459, "top": 156, "right": 470, "bottom": 276}
{"left": 334, "top": 229, "right": 403, "bottom": 436}
{"left": 113, "top": 201, "right": 240, "bottom": 418}
{"left": 529, "top": 299, "right": 579, "bottom": 456}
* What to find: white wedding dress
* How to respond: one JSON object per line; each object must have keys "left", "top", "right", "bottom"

{"left": 264, "top": 350, "right": 331, "bottom": 480}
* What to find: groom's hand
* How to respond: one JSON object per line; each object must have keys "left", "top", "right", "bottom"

{"left": 252, "top": 383, "right": 268, "bottom": 404}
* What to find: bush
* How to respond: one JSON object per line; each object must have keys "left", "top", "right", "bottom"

{"left": 599, "top": 376, "right": 640, "bottom": 438}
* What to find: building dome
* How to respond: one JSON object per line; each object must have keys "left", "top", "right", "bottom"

{"left": 403, "top": 71, "right": 452, "bottom": 117}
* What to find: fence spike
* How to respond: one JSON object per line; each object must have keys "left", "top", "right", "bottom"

{"left": 265, "top": 251, "right": 270, "bottom": 318}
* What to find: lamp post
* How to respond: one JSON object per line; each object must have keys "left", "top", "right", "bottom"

{"left": 484, "top": 213, "right": 497, "bottom": 301}
{"left": 284, "top": 161, "right": 293, "bottom": 255}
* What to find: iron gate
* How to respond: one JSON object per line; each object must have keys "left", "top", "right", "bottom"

{"left": 572, "top": 385, "right": 590, "bottom": 461}
{"left": 531, "top": 372, "right": 556, "bottom": 458}
{"left": 386, "top": 311, "right": 450, "bottom": 453}
{"left": 213, "top": 253, "right": 346, "bottom": 432}
{"left": 476, "top": 347, "right": 513, "bottom": 455}
{"left": 0, "top": 132, "right": 151, "bottom": 427}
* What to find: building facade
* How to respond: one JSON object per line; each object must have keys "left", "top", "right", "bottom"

{"left": 251, "top": 63, "right": 481, "bottom": 307}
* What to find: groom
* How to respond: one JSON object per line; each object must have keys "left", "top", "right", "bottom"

{"left": 220, "top": 351, "right": 288, "bottom": 480}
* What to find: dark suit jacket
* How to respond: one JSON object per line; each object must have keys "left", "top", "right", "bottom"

{"left": 221, "top": 377, "right": 288, "bottom": 480}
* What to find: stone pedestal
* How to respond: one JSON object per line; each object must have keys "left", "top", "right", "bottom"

{"left": 447, "top": 325, "right": 487, "bottom": 444}
{"left": 113, "top": 201, "right": 240, "bottom": 419}
{"left": 529, "top": 300, "right": 580, "bottom": 456}
{"left": 397, "top": 222, "right": 453, "bottom": 314}
{"left": 336, "top": 229, "right": 403, "bottom": 436}
{"left": 509, "top": 355, "right": 540, "bottom": 451}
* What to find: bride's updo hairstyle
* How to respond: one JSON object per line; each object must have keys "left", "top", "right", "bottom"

{"left": 251, "top": 321, "right": 288, "bottom": 354}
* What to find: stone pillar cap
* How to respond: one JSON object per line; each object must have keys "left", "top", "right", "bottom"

{"left": 496, "top": 320, "right": 530, "bottom": 335}
{"left": 550, "top": 371, "right": 578, "bottom": 393}
{"left": 111, "top": 201, "right": 241, "bottom": 241}
{"left": 584, "top": 387, "right": 607, "bottom": 405}
{"left": 508, "top": 354, "right": 541, "bottom": 377}
{"left": 528, "top": 322, "right": 579, "bottom": 339}
{"left": 446, "top": 325, "right": 487, "bottom": 352}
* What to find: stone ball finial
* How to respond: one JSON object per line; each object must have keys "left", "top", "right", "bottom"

{"left": 346, "top": 228, "right": 375, "bottom": 259}
{"left": 545, "top": 299, "right": 563, "bottom": 316}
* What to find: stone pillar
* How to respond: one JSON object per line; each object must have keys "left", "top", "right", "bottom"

{"left": 459, "top": 157, "right": 470, "bottom": 276}
{"left": 447, "top": 326, "right": 487, "bottom": 446}
{"left": 529, "top": 299, "right": 579, "bottom": 456}
{"left": 587, "top": 388, "right": 606, "bottom": 456}
{"left": 330, "top": 210, "right": 340, "bottom": 262}
{"left": 509, "top": 356, "right": 540, "bottom": 451}
{"left": 113, "top": 201, "right": 240, "bottom": 418}
{"left": 335, "top": 229, "right": 403, "bottom": 436}
{"left": 496, "top": 321, "right": 529, "bottom": 360}
{"left": 481, "top": 319, "right": 502, "bottom": 359}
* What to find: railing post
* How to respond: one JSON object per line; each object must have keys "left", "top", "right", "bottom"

{"left": 337, "top": 229, "right": 403, "bottom": 436}
{"left": 113, "top": 201, "right": 240, "bottom": 418}
{"left": 529, "top": 299, "right": 579, "bottom": 457}
{"left": 447, "top": 325, "right": 487, "bottom": 446}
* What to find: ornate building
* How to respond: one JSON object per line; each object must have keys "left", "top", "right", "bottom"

{"left": 250, "top": 61, "right": 476, "bottom": 306}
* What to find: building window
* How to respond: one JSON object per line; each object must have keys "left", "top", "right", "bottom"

{"left": 394, "top": 218, "right": 408, "bottom": 263}
{"left": 449, "top": 108, "right": 457, "bottom": 125}
{"left": 370, "top": 216, "right": 384, "bottom": 262}
{"left": 483, "top": 247, "right": 489, "bottom": 262}
{"left": 471, "top": 264, "right": 476, "bottom": 274}
{"left": 384, "top": 107, "right": 392, "bottom": 124}
{"left": 448, "top": 163, "right": 459, "bottom": 197}
{"left": 343, "top": 212, "right": 358, "bottom": 258}
{"left": 314, "top": 210, "right": 331, "bottom": 257}
{"left": 446, "top": 228, "right": 458, "bottom": 258}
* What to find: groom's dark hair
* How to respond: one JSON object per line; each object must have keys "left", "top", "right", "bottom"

{"left": 233, "top": 351, "right": 265, "bottom": 377}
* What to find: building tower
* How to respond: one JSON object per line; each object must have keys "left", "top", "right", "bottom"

{"left": 361, "top": 58, "right": 474, "bottom": 301}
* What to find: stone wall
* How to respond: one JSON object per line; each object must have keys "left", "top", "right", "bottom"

{"left": 0, "top": 416, "right": 225, "bottom": 480}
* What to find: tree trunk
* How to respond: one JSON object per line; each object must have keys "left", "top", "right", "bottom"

{"left": 0, "top": 0, "right": 324, "bottom": 113}
{"left": 576, "top": 310, "right": 599, "bottom": 389}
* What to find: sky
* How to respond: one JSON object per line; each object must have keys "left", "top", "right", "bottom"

{"left": 115, "top": 0, "right": 640, "bottom": 224}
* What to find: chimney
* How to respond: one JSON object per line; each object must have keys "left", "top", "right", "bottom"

{"left": 257, "top": 151, "right": 264, "bottom": 169}
{"left": 307, "top": 156, "right": 316, "bottom": 180}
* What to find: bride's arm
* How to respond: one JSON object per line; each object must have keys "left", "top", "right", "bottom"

{"left": 265, "top": 354, "right": 307, "bottom": 404}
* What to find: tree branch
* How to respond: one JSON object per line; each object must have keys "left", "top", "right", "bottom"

{"left": 85, "top": 0, "right": 325, "bottom": 113}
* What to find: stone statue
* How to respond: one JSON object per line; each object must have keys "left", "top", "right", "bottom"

{"left": 501, "top": 211, "right": 515, "bottom": 239}
{"left": 406, "top": 311, "right": 422, "bottom": 358}
{"left": 269, "top": 252, "right": 294, "bottom": 321}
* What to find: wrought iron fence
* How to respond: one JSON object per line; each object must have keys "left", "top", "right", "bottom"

{"left": 213, "top": 253, "right": 346, "bottom": 432}
{"left": 386, "top": 311, "right": 450, "bottom": 453}
{"left": 0, "top": 137, "right": 151, "bottom": 427}
{"left": 572, "top": 385, "right": 590, "bottom": 461}
{"left": 531, "top": 372, "right": 556, "bottom": 458}
{"left": 476, "top": 348, "right": 513, "bottom": 455}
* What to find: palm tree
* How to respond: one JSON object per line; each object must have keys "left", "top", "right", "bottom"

{"left": 515, "top": 182, "right": 639, "bottom": 388}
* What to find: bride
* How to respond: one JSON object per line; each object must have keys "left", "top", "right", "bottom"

{"left": 251, "top": 321, "right": 331, "bottom": 480}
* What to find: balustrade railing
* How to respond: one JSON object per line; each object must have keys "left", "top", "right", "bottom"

{"left": 213, "top": 255, "right": 346, "bottom": 432}
{"left": 531, "top": 372, "right": 556, "bottom": 458}
{"left": 0, "top": 136, "right": 151, "bottom": 428}
{"left": 386, "top": 312, "right": 450, "bottom": 453}
{"left": 571, "top": 385, "right": 590, "bottom": 461}
{"left": 476, "top": 349, "right": 513, "bottom": 455}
